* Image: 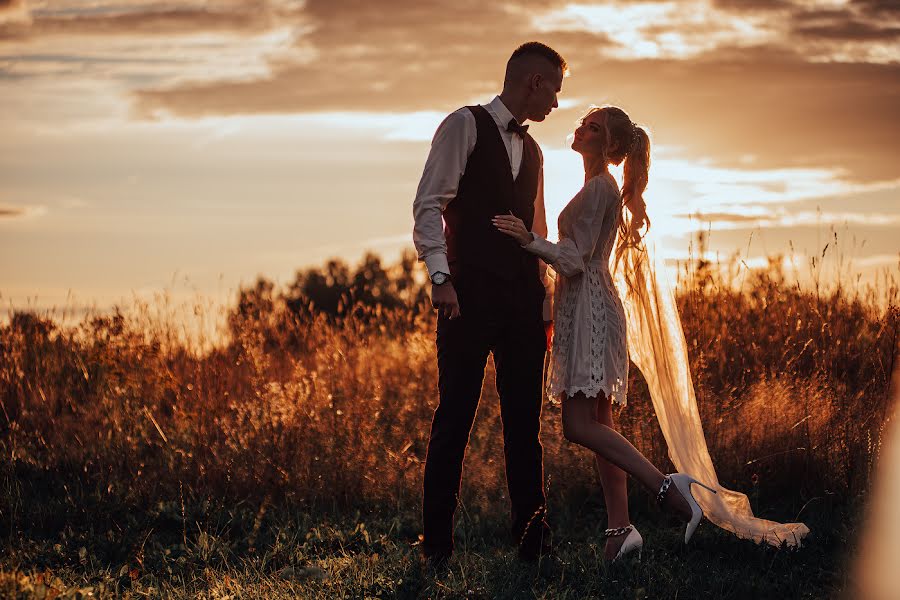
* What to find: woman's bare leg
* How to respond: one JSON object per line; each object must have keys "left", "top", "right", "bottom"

{"left": 562, "top": 392, "right": 692, "bottom": 524}
{"left": 591, "top": 393, "right": 631, "bottom": 559}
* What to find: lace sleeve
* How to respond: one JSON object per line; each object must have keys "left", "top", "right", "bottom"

{"left": 524, "top": 178, "right": 609, "bottom": 277}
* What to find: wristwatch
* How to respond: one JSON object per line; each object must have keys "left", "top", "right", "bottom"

{"left": 430, "top": 271, "right": 450, "bottom": 286}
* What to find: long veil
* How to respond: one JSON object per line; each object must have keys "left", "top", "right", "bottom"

{"left": 614, "top": 229, "right": 810, "bottom": 548}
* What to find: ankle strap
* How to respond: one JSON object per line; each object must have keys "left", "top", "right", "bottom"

{"left": 656, "top": 475, "right": 672, "bottom": 505}
{"left": 603, "top": 525, "right": 633, "bottom": 538}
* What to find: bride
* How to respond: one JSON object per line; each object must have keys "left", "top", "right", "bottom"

{"left": 493, "top": 105, "right": 809, "bottom": 560}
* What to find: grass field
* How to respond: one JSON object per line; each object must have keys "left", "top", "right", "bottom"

{"left": 1, "top": 250, "right": 897, "bottom": 598}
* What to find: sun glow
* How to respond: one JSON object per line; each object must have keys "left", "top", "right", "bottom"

{"left": 535, "top": 2, "right": 777, "bottom": 59}
{"left": 541, "top": 141, "right": 900, "bottom": 273}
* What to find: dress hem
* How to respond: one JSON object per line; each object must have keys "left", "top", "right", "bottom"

{"left": 548, "top": 383, "right": 627, "bottom": 407}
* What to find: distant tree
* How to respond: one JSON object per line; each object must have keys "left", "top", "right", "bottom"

{"left": 224, "top": 250, "right": 431, "bottom": 350}
{"left": 349, "top": 252, "right": 402, "bottom": 310}
{"left": 229, "top": 277, "right": 276, "bottom": 333}
{"left": 283, "top": 250, "right": 429, "bottom": 321}
{"left": 291, "top": 258, "right": 353, "bottom": 317}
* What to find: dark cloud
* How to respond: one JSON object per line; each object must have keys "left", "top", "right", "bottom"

{"left": 0, "top": 0, "right": 297, "bottom": 40}
{"left": 35, "top": 8, "right": 275, "bottom": 35}
{"left": 4, "top": 1, "right": 897, "bottom": 183}
{"left": 563, "top": 47, "right": 900, "bottom": 182}
{"left": 133, "top": 38, "right": 900, "bottom": 183}
{"left": 127, "top": 1, "right": 897, "bottom": 185}
{"left": 794, "top": 19, "right": 900, "bottom": 41}
{"left": 791, "top": 7, "right": 900, "bottom": 41}
{"left": 710, "top": 0, "right": 793, "bottom": 11}
{"left": 134, "top": 32, "right": 615, "bottom": 116}
{"left": 134, "top": 0, "right": 599, "bottom": 115}
{"left": 0, "top": 205, "right": 25, "bottom": 218}
{"left": 851, "top": 0, "right": 900, "bottom": 18}
{"left": 711, "top": 1, "right": 900, "bottom": 43}
{"left": 0, "top": 0, "right": 28, "bottom": 29}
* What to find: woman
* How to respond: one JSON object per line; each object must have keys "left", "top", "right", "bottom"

{"left": 492, "top": 105, "right": 717, "bottom": 561}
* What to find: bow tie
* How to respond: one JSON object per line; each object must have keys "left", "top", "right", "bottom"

{"left": 507, "top": 119, "right": 529, "bottom": 136}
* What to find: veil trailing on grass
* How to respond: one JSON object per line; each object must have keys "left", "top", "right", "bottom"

{"left": 613, "top": 229, "right": 811, "bottom": 548}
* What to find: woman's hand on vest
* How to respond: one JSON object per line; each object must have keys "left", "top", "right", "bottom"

{"left": 492, "top": 214, "right": 533, "bottom": 246}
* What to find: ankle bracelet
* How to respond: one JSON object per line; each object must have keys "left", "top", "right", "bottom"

{"left": 656, "top": 475, "right": 672, "bottom": 505}
{"left": 603, "top": 525, "right": 633, "bottom": 538}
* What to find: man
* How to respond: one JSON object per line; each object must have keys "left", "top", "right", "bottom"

{"left": 412, "top": 41, "right": 566, "bottom": 565}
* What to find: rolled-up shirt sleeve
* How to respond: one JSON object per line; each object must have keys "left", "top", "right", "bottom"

{"left": 412, "top": 109, "right": 475, "bottom": 278}
{"left": 524, "top": 179, "right": 608, "bottom": 278}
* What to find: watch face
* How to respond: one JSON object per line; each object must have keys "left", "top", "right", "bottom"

{"left": 431, "top": 272, "right": 448, "bottom": 285}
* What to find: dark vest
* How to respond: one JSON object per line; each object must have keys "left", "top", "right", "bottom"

{"left": 444, "top": 105, "right": 541, "bottom": 284}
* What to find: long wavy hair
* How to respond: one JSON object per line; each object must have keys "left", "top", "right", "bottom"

{"left": 579, "top": 105, "right": 651, "bottom": 270}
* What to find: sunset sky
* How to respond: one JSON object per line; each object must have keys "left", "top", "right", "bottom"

{"left": 2, "top": 0, "right": 898, "bottom": 320}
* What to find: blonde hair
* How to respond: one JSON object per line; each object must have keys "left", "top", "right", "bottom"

{"left": 580, "top": 105, "right": 651, "bottom": 265}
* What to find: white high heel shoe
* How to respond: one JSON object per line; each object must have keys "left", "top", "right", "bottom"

{"left": 657, "top": 473, "right": 718, "bottom": 544}
{"left": 605, "top": 525, "right": 643, "bottom": 562}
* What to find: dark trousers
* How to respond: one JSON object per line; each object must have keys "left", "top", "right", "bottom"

{"left": 422, "top": 268, "right": 548, "bottom": 557}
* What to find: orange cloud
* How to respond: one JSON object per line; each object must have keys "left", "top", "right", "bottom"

{"left": 4, "top": 1, "right": 899, "bottom": 183}
{"left": 791, "top": 6, "right": 900, "bottom": 41}
{"left": 132, "top": 43, "right": 900, "bottom": 182}
{"left": 0, "top": 0, "right": 29, "bottom": 26}
{"left": 0, "top": 205, "right": 25, "bottom": 217}
{"left": 0, "top": 0, "right": 298, "bottom": 39}
{"left": 0, "top": 203, "right": 46, "bottom": 219}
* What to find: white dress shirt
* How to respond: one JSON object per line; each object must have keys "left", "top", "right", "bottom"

{"left": 412, "top": 96, "right": 551, "bottom": 316}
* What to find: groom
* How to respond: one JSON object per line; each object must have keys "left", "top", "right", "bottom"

{"left": 412, "top": 42, "right": 566, "bottom": 564}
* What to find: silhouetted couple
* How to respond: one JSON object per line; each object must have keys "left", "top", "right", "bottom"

{"left": 412, "top": 41, "right": 808, "bottom": 569}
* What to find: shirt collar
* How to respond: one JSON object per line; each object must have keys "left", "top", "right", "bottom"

{"left": 487, "top": 95, "right": 520, "bottom": 130}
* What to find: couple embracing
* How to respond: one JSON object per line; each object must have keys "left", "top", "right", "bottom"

{"left": 411, "top": 42, "right": 809, "bottom": 568}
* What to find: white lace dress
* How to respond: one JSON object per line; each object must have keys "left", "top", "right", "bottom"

{"left": 524, "top": 173, "right": 629, "bottom": 405}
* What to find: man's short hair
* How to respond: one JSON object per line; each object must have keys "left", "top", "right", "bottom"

{"left": 508, "top": 42, "right": 568, "bottom": 76}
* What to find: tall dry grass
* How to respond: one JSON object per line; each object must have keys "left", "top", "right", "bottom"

{"left": 0, "top": 248, "right": 897, "bottom": 564}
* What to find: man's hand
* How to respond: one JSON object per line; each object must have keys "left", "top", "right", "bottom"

{"left": 432, "top": 281, "right": 461, "bottom": 319}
